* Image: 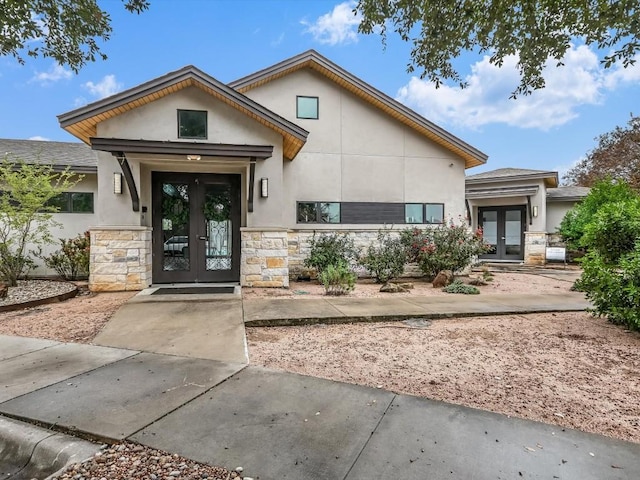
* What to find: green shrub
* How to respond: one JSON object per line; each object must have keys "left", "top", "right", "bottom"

{"left": 358, "top": 230, "right": 406, "bottom": 283}
{"left": 42, "top": 231, "right": 90, "bottom": 280}
{"left": 582, "top": 199, "right": 640, "bottom": 264}
{"left": 579, "top": 245, "right": 640, "bottom": 330}
{"left": 400, "top": 223, "right": 490, "bottom": 280}
{"left": 558, "top": 178, "right": 637, "bottom": 251}
{"left": 442, "top": 279, "right": 480, "bottom": 295}
{"left": 304, "top": 232, "right": 359, "bottom": 275}
{"left": 319, "top": 263, "right": 356, "bottom": 295}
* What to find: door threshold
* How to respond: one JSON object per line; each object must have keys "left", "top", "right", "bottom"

{"left": 135, "top": 283, "right": 241, "bottom": 301}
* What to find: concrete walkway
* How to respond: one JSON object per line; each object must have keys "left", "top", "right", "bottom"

{"left": 243, "top": 292, "right": 591, "bottom": 326}
{"left": 0, "top": 335, "right": 638, "bottom": 480}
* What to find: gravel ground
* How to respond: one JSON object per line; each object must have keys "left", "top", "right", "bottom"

{"left": 0, "top": 280, "right": 76, "bottom": 307}
{"left": 53, "top": 442, "right": 250, "bottom": 480}
{"left": 247, "top": 311, "right": 640, "bottom": 444}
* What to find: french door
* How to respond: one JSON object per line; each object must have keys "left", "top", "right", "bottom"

{"left": 152, "top": 172, "right": 240, "bottom": 283}
{"left": 478, "top": 206, "right": 525, "bottom": 261}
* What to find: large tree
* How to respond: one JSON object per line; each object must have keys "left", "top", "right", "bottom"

{"left": 564, "top": 115, "right": 640, "bottom": 189}
{"left": 0, "top": 0, "right": 149, "bottom": 73}
{"left": 356, "top": 0, "right": 640, "bottom": 97}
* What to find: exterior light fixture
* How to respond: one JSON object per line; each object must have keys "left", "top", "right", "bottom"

{"left": 113, "top": 172, "right": 123, "bottom": 194}
{"left": 186, "top": 154, "right": 201, "bottom": 161}
{"left": 532, "top": 205, "right": 538, "bottom": 217}
{"left": 260, "top": 177, "right": 268, "bottom": 198}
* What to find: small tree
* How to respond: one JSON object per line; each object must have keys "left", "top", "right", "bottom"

{"left": 0, "top": 157, "right": 80, "bottom": 286}
{"left": 42, "top": 231, "right": 91, "bottom": 280}
{"left": 303, "top": 232, "right": 359, "bottom": 275}
{"left": 358, "top": 229, "right": 406, "bottom": 283}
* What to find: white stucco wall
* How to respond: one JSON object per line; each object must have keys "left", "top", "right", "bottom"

{"left": 546, "top": 201, "right": 576, "bottom": 233}
{"left": 95, "top": 86, "right": 285, "bottom": 228}
{"left": 243, "top": 68, "right": 467, "bottom": 229}
{"left": 29, "top": 174, "right": 98, "bottom": 276}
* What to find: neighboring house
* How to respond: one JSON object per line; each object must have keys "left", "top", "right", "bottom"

{"left": 0, "top": 138, "right": 98, "bottom": 276}
{"left": 52, "top": 50, "right": 487, "bottom": 292}
{"left": 465, "top": 168, "right": 589, "bottom": 264}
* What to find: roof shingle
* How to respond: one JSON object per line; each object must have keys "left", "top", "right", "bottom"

{"left": 0, "top": 138, "right": 97, "bottom": 172}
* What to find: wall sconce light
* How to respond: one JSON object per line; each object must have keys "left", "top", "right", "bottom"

{"left": 532, "top": 205, "right": 539, "bottom": 218}
{"left": 186, "top": 154, "right": 201, "bottom": 161}
{"left": 113, "top": 172, "right": 123, "bottom": 194}
{"left": 260, "top": 177, "right": 268, "bottom": 198}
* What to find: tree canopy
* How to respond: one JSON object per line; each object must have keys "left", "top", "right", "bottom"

{"left": 356, "top": 0, "right": 640, "bottom": 97}
{"left": 564, "top": 115, "right": 640, "bottom": 189}
{"left": 0, "top": 0, "right": 149, "bottom": 73}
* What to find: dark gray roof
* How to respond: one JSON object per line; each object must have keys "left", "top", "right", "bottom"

{"left": 547, "top": 186, "right": 590, "bottom": 201}
{"left": 466, "top": 167, "right": 558, "bottom": 187}
{"left": 0, "top": 138, "right": 97, "bottom": 173}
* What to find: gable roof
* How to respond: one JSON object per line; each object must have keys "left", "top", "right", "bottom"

{"left": 229, "top": 50, "right": 488, "bottom": 169}
{"left": 0, "top": 138, "right": 97, "bottom": 173}
{"left": 466, "top": 168, "right": 558, "bottom": 187}
{"left": 58, "top": 66, "right": 309, "bottom": 160}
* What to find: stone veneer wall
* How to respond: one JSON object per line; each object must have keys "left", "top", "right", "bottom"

{"left": 240, "top": 229, "right": 289, "bottom": 287}
{"left": 89, "top": 227, "right": 152, "bottom": 292}
{"left": 524, "top": 231, "right": 547, "bottom": 265}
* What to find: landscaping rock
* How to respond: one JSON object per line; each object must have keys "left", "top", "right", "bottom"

{"left": 432, "top": 270, "right": 453, "bottom": 288}
{"left": 468, "top": 275, "right": 488, "bottom": 286}
{"left": 391, "top": 281, "right": 414, "bottom": 290}
{"left": 0, "top": 283, "right": 7, "bottom": 299}
{"left": 380, "top": 282, "right": 408, "bottom": 293}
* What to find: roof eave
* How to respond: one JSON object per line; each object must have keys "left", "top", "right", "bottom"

{"left": 466, "top": 172, "right": 558, "bottom": 187}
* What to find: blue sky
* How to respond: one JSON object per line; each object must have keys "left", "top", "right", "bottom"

{"left": 1, "top": 0, "right": 639, "bottom": 179}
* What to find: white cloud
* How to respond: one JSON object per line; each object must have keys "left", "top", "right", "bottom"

{"left": 302, "top": 1, "right": 361, "bottom": 45}
{"left": 396, "top": 45, "right": 640, "bottom": 131}
{"left": 271, "top": 32, "right": 285, "bottom": 47}
{"left": 31, "top": 64, "right": 72, "bottom": 84}
{"left": 82, "top": 74, "right": 123, "bottom": 99}
{"left": 28, "top": 136, "right": 50, "bottom": 141}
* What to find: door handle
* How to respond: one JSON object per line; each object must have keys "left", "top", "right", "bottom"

{"left": 501, "top": 237, "right": 506, "bottom": 240}
{"left": 199, "top": 236, "right": 208, "bottom": 241}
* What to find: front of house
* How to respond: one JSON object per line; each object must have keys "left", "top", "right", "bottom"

{"left": 53, "top": 50, "right": 487, "bottom": 291}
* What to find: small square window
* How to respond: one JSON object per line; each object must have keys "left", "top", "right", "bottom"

{"left": 297, "top": 202, "right": 317, "bottom": 223}
{"left": 47, "top": 193, "right": 70, "bottom": 212}
{"left": 404, "top": 204, "right": 424, "bottom": 223}
{"left": 296, "top": 96, "right": 319, "bottom": 119}
{"left": 425, "top": 203, "right": 444, "bottom": 224}
{"left": 319, "top": 202, "right": 340, "bottom": 223}
{"left": 178, "top": 109, "right": 207, "bottom": 139}
{"left": 71, "top": 192, "right": 94, "bottom": 213}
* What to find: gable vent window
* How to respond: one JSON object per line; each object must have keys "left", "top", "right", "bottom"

{"left": 296, "top": 96, "right": 319, "bottom": 119}
{"left": 178, "top": 109, "right": 207, "bottom": 139}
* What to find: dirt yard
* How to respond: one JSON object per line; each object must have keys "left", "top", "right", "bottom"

{"left": 2, "top": 271, "right": 638, "bottom": 444}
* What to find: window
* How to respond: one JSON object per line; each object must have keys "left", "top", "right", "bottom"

{"left": 425, "top": 203, "right": 444, "bottom": 224}
{"left": 48, "top": 192, "right": 94, "bottom": 213}
{"left": 178, "top": 109, "right": 207, "bottom": 138}
{"left": 296, "top": 96, "right": 319, "bottom": 119}
{"left": 405, "top": 204, "right": 424, "bottom": 224}
{"left": 297, "top": 202, "right": 340, "bottom": 223}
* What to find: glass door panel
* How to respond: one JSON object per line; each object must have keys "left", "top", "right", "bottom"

{"left": 481, "top": 210, "right": 498, "bottom": 255}
{"left": 161, "top": 182, "right": 191, "bottom": 272}
{"left": 504, "top": 209, "right": 523, "bottom": 256}
{"left": 202, "top": 183, "right": 232, "bottom": 272}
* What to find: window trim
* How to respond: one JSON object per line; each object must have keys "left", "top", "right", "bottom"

{"left": 424, "top": 203, "right": 445, "bottom": 224}
{"left": 177, "top": 109, "right": 208, "bottom": 139}
{"left": 296, "top": 96, "right": 319, "bottom": 120}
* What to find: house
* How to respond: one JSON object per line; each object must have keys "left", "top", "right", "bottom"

{"left": 465, "top": 168, "right": 590, "bottom": 264}
{"left": 51, "top": 50, "right": 487, "bottom": 291}
{"left": 0, "top": 138, "right": 98, "bottom": 276}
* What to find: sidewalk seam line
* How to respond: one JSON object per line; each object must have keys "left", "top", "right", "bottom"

{"left": 341, "top": 393, "right": 397, "bottom": 480}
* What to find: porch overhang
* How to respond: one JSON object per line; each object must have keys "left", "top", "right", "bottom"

{"left": 90, "top": 138, "right": 273, "bottom": 212}
{"left": 465, "top": 185, "right": 539, "bottom": 200}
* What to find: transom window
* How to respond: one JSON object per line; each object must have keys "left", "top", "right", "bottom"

{"left": 405, "top": 203, "right": 444, "bottom": 224}
{"left": 296, "top": 96, "right": 319, "bottom": 119}
{"left": 178, "top": 109, "right": 207, "bottom": 139}
{"left": 297, "top": 202, "right": 445, "bottom": 224}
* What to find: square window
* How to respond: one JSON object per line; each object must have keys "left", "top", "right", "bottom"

{"left": 296, "top": 96, "right": 319, "bottom": 119}
{"left": 319, "top": 202, "right": 340, "bottom": 223}
{"left": 425, "top": 203, "right": 444, "bottom": 224}
{"left": 404, "top": 204, "right": 424, "bottom": 223}
{"left": 178, "top": 110, "right": 207, "bottom": 139}
{"left": 297, "top": 202, "right": 317, "bottom": 223}
{"left": 71, "top": 192, "right": 94, "bottom": 213}
{"left": 47, "top": 193, "right": 70, "bottom": 212}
